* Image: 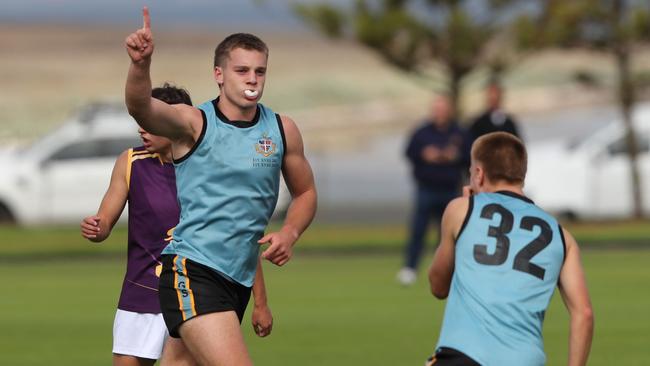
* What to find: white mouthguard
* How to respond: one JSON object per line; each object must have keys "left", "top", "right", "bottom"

{"left": 244, "top": 90, "right": 259, "bottom": 98}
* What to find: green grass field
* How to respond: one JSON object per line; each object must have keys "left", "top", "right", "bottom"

{"left": 1, "top": 225, "right": 649, "bottom": 365}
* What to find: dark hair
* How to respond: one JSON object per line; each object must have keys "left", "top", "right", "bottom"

{"left": 472, "top": 132, "right": 527, "bottom": 185}
{"left": 213, "top": 33, "right": 269, "bottom": 68}
{"left": 152, "top": 82, "right": 193, "bottom": 106}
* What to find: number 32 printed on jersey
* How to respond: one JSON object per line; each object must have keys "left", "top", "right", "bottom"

{"left": 473, "top": 203, "right": 553, "bottom": 280}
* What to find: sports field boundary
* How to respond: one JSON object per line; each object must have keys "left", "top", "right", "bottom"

{"left": 1, "top": 237, "right": 649, "bottom": 265}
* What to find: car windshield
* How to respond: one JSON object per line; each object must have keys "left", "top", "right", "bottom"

{"left": 567, "top": 127, "right": 601, "bottom": 150}
{"left": 20, "top": 104, "right": 133, "bottom": 158}
{"left": 568, "top": 120, "right": 624, "bottom": 151}
{"left": 19, "top": 121, "right": 78, "bottom": 157}
{"left": 569, "top": 104, "right": 650, "bottom": 151}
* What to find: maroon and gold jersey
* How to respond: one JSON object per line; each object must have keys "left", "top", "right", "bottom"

{"left": 118, "top": 146, "right": 179, "bottom": 313}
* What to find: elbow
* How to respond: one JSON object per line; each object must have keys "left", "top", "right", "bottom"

{"left": 298, "top": 187, "right": 318, "bottom": 214}
{"left": 310, "top": 188, "right": 318, "bottom": 211}
{"left": 576, "top": 301, "right": 594, "bottom": 321}
{"left": 582, "top": 305, "right": 595, "bottom": 329}
{"left": 126, "top": 103, "right": 145, "bottom": 121}
{"left": 126, "top": 104, "right": 137, "bottom": 117}
{"left": 126, "top": 106, "right": 154, "bottom": 131}
{"left": 125, "top": 96, "right": 151, "bottom": 121}
{"left": 572, "top": 304, "right": 595, "bottom": 334}
{"left": 88, "top": 234, "right": 108, "bottom": 244}
{"left": 429, "top": 278, "right": 449, "bottom": 299}
{"left": 428, "top": 267, "right": 450, "bottom": 299}
{"left": 431, "top": 286, "right": 449, "bottom": 300}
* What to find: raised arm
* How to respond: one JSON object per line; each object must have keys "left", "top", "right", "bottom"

{"left": 428, "top": 196, "right": 468, "bottom": 299}
{"left": 558, "top": 228, "right": 594, "bottom": 366}
{"left": 80, "top": 150, "right": 129, "bottom": 242}
{"left": 124, "top": 7, "right": 201, "bottom": 143}
{"left": 258, "top": 115, "right": 317, "bottom": 266}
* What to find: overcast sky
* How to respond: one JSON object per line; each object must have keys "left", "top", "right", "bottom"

{"left": 1, "top": 0, "right": 540, "bottom": 32}
{"left": 0, "top": 0, "right": 350, "bottom": 30}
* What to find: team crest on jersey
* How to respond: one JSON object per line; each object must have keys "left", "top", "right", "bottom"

{"left": 255, "top": 134, "right": 277, "bottom": 157}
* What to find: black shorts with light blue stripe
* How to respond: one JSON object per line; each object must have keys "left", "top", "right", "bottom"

{"left": 158, "top": 254, "right": 252, "bottom": 338}
{"left": 426, "top": 347, "right": 481, "bottom": 366}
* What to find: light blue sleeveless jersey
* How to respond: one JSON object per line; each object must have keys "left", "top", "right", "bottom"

{"left": 163, "top": 99, "right": 284, "bottom": 287}
{"left": 436, "top": 191, "right": 566, "bottom": 366}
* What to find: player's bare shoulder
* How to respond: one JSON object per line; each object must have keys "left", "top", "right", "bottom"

{"left": 560, "top": 225, "right": 579, "bottom": 254}
{"left": 445, "top": 196, "right": 470, "bottom": 218}
{"left": 277, "top": 114, "right": 304, "bottom": 153}
{"left": 443, "top": 196, "right": 471, "bottom": 238}
{"left": 113, "top": 149, "right": 131, "bottom": 175}
{"left": 117, "top": 148, "right": 131, "bottom": 162}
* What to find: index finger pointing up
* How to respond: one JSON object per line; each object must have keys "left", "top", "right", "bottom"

{"left": 142, "top": 6, "right": 151, "bottom": 30}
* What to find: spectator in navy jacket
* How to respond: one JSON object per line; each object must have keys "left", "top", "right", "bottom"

{"left": 397, "top": 95, "right": 471, "bottom": 286}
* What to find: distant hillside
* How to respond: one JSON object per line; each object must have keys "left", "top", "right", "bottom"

{"left": 2, "top": 24, "right": 647, "bottom": 149}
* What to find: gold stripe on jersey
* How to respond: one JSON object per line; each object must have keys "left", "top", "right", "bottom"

{"left": 131, "top": 153, "right": 158, "bottom": 162}
{"left": 127, "top": 150, "right": 165, "bottom": 189}
{"left": 131, "top": 152, "right": 165, "bottom": 166}
{"left": 126, "top": 148, "right": 134, "bottom": 190}
{"left": 126, "top": 279, "right": 158, "bottom": 292}
{"left": 131, "top": 149, "right": 151, "bottom": 156}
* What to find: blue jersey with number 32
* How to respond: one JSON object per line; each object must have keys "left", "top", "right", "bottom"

{"left": 436, "top": 191, "right": 565, "bottom": 366}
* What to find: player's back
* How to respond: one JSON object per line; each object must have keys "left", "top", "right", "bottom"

{"left": 436, "top": 191, "right": 565, "bottom": 366}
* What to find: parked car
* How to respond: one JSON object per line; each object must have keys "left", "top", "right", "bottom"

{"left": 524, "top": 102, "right": 650, "bottom": 219}
{"left": 0, "top": 103, "right": 289, "bottom": 225}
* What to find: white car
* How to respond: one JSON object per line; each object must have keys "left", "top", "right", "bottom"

{"left": 525, "top": 103, "right": 650, "bottom": 219}
{"left": 0, "top": 104, "right": 289, "bottom": 225}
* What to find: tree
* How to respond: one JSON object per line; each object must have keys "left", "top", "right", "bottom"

{"left": 514, "top": 0, "right": 650, "bottom": 218}
{"left": 294, "top": 0, "right": 523, "bottom": 117}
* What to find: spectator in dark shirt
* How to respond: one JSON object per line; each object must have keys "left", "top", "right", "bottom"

{"left": 397, "top": 95, "right": 471, "bottom": 286}
{"left": 469, "top": 81, "right": 520, "bottom": 141}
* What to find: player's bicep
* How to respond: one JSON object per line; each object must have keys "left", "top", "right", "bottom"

{"left": 558, "top": 229, "right": 592, "bottom": 314}
{"left": 139, "top": 101, "right": 199, "bottom": 141}
{"left": 282, "top": 154, "right": 315, "bottom": 198}
{"left": 429, "top": 197, "right": 467, "bottom": 298}
{"left": 280, "top": 116, "right": 315, "bottom": 197}
{"left": 96, "top": 150, "right": 129, "bottom": 229}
